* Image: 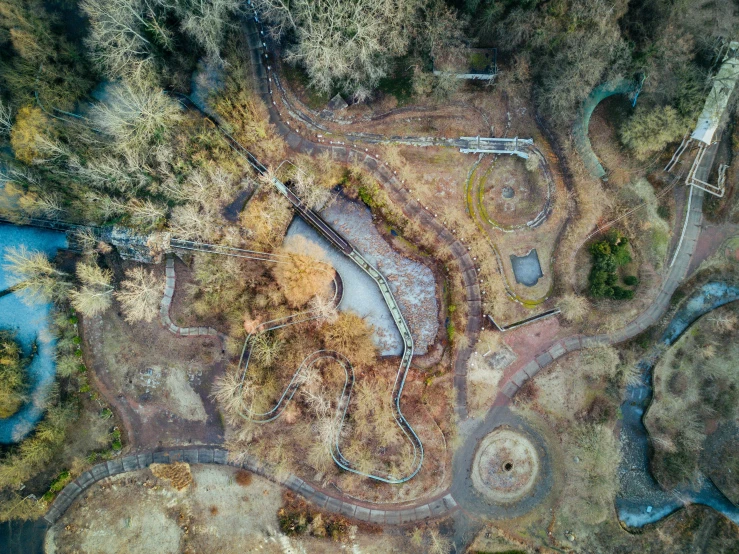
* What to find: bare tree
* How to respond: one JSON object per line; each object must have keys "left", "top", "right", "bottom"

{"left": 272, "top": 236, "right": 335, "bottom": 307}
{"left": 308, "top": 294, "right": 338, "bottom": 325}
{"left": 91, "top": 80, "right": 182, "bottom": 153}
{"left": 81, "top": 0, "right": 171, "bottom": 78}
{"left": 115, "top": 266, "right": 164, "bottom": 323}
{"left": 559, "top": 293, "right": 589, "bottom": 323}
{"left": 177, "top": 0, "right": 242, "bottom": 59}
{"left": 2, "top": 246, "right": 70, "bottom": 303}
{"left": 0, "top": 100, "right": 12, "bottom": 137}
{"left": 254, "top": 0, "right": 423, "bottom": 98}
{"left": 69, "top": 262, "right": 114, "bottom": 317}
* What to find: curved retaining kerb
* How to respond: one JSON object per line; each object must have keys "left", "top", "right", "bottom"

{"left": 44, "top": 447, "right": 458, "bottom": 526}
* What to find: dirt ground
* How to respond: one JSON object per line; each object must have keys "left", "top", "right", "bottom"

{"left": 45, "top": 465, "right": 413, "bottom": 554}
{"left": 82, "top": 260, "right": 226, "bottom": 449}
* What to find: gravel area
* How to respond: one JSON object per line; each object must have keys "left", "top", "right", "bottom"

{"left": 321, "top": 196, "right": 439, "bottom": 355}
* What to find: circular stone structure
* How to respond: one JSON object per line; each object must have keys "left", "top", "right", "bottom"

{"left": 472, "top": 427, "right": 540, "bottom": 504}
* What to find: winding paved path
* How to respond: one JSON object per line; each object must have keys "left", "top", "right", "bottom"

{"left": 43, "top": 15, "right": 711, "bottom": 534}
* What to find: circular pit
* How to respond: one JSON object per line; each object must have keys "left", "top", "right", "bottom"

{"left": 471, "top": 427, "right": 540, "bottom": 504}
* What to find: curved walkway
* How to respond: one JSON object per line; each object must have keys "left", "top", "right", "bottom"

{"left": 160, "top": 255, "right": 222, "bottom": 340}
{"left": 572, "top": 78, "right": 638, "bottom": 179}
{"left": 43, "top": 447, "right": 458, "bottom": 526}
{"left": 242, "top": 15, "right": 483, "bottom": 421}
{"left": 43, "top": 19, "right": 708, "bottom": 535}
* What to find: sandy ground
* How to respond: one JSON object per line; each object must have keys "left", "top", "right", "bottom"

{"left": 46, "top": 465, "right": 414, "bottom": 554}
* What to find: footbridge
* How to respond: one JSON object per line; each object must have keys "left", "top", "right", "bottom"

{"left": 458, "top": 136, "right": 533, "bottom": 159}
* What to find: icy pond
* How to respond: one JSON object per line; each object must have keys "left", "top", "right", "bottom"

{"left": 285, "top": 196, "right": 438, "bottom": 356}
{"left": 0, "top": 223, "right": 67, "bottom": 443}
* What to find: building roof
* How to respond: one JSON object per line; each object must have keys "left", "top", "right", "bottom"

{"left": 691, "top": 42, "right": 739, "bottom": 145}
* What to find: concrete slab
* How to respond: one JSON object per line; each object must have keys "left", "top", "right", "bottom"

{"left": 385, "top": 511, "right": 401, "bottom": 525}
{"left": 400, "top": 509, "right": 416, "bottom": 523}
{"left": 511, "top": 369, "right": 528, "bottom": 387}
{"left": 521, "top": 361, "right": 540, "bottom": 379}
{"left": 536, "top": 352, "right": 553, "bottom": 367}
{"left": 354, "top": 506, "right": 371, "bottom": 522}
{"left": 548, "top": 342, "right": 566, "bottom": 359}
{"left": 339, "top": 503, "right": 356, "bottom": 518}
{"left": 415, "top": 505, "right": 432, "bottom": 519}
{"left": 369, "top": 510, "right": 385, "bottom": 524}
{"left": 501, "top": 381, "right": 519, "bottom": 398}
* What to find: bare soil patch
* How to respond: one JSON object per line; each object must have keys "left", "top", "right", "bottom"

{"left": 83, "top": 260, "right": 226, "bottom": 449}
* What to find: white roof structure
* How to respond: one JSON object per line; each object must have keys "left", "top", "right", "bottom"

{"left": 691, "top": 41, "right": 739, "bottom": 145}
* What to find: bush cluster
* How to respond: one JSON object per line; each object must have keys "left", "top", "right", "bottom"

{"left": 588, "top": 231, "right": 638, "bottom": 300}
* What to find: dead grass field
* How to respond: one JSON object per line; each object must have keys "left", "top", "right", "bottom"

{"left": 45, "top": 465, "right": 423, "bottom": 554}
{"left": 645, "top": 302, "right": 739, "bottom": 497}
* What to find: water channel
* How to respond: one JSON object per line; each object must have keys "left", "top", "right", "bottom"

{"left": 0, "top": 223, "right": 67, "bottom": 444}
{"left": 617, "top": 281, "right": 739, "bottom": 527}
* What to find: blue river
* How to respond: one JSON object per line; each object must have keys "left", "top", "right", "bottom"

{"left": 0, "top": 223, "right": 67, "bottom": 444}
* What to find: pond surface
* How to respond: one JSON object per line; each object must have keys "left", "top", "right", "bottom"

{"left": 285, "top": 196, "right": 439, "bottom": 356}
{"left": 616, "top": 281, "right": 739, "bottom": 527}
{"left": 509, "top": 249, "right": 543, "bottom": 287}
{"left": 0, "top": 223, "right": 67, "bottom": 443}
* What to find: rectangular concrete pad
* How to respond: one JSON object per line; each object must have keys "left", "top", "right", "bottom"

{"left": 326, "top": 497, "right": 342, "bottom": 513}
{"left": 90, "top": 464, "right": 109, "bottom": 480}
{"left": 182, "top": 450, "right": 199, "bottom": 464}
{"left": 369, "top": 510, "right": 385, "bottom": 524}
{"left": 76, "top": 471, "right": 95, "bottom": 488}
{"left": 429, "top": 499, "right": 446, "bottom": 516}
{"left": 442, "top": 494, "right": 457, "bottom": 509}
{"left": 385, "top": 511, "right": 401, "bottom": 525}
{"left": 563, "top": 337, "right": 581, "bottom": 351}
{"left": 137, "top": 452, "right": 153, "bottom": 467}
{"left": 549, "top": 342, "right": 566, "bottom": 359}
{"left": 536, "top": 352, "right": 553, "bottom": 367}
{"left": 521, "top": 361, "right": 540, "bottom": 379}
{"left": 339, "top": 503, "right": 356, "bottom": 518}
{"left": 400, "top": 509, "right": 416, "bottom": 523}
{"left": 511, "top": 369, "right": 528, "bottom": 387}
{"left": 354, "top": 506, "right": 371, "bottom": 521}
{"left": 213, "top": 450, "right": 228, "bottom": 464}
{"left": 197, "top": 449, "right": 214, "bottom": 464}
{"left": 122, "top": 455, "right": 139, "bottom": 472}
{"left": 415, "top": 505, "right": 431, "bottom": 519}
{"left": 152, "top": 451, "right": 169, "bottom": 464}
{"left": 106, "top": 460, "right": 124, "bottom": 475}
{"left": 311, "top": 492, "right": 328, "bottom": 508}
{"left": 501, "top": 381, "right": 519, "bottom": 398}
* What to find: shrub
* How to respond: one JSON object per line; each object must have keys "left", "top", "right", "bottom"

{"left": 235, "top": 469, "right": 252, "bottom": 487}
{"left": 623, "top": 275, "right": 638, "bottom": 287}
{"left": 620, "top": 105, "right": 688, "bottom": 160}
{"left": 588, "top": 231, "right": 633, "bottom": 299}
{"left": 0, "top": 331, "right": 29, "bottom": 418}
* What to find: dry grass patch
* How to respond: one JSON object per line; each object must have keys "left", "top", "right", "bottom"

{"left": 150, "top": 462, "right": 193, "bottom": 491}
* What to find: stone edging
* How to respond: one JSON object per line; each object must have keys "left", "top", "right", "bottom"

{"left": 45, "top": 447, "right": 458, "bottom": 526}
{"left": 160, "top": 254, "right": 224, "bottom": 340}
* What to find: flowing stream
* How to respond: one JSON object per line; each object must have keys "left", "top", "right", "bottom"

{"left": 617, "top": 281, "right": 739, "bottom": 527}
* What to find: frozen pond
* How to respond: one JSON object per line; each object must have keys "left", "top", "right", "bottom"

{"left": 285, "top": 196, "right": 439, "bottom": 356}
{"left": 510, "top": 249, "right": 543, "bottom": 287}
{"left": 0, "top": 223, "right": 67, "bottom": 443}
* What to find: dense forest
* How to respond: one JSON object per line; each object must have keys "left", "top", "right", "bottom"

{"left": 0, "top": 0, "right": 736, "bottom": 234}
